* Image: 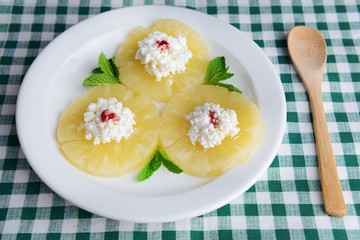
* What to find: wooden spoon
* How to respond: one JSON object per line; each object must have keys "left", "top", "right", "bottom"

{"left": 288, "top": 26, "right": 346, "bottom": 217}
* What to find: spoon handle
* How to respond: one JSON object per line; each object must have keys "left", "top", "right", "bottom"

{"left": 307, "top": 82, "right": 347, "bottom": 217}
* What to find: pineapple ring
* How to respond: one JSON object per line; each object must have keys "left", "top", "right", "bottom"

{"left": 57, "top": 85, "right": 160, "bottom": 177}
{"left": 160, "top": 85, "right": 264, "bottom": 177}
{"left": 115, "top": 18, "right": 209, "bottom": 103}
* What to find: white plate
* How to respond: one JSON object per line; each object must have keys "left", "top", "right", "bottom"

{"left": 16, "top": 6, "right": 286, "bottom": 223}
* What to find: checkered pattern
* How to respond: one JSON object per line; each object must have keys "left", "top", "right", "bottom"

{"left": 1, "top": 0, "right": 360, "bottom": 239}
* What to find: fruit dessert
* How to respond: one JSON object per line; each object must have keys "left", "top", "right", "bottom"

{"left": 160, "top": 85, "right": 264, "bottom": 177}
{"left": 60, "top": 21, "right": 262, "bottom": 181}
{"left": 115, "top": 18, "right": 209, "bottom": 102}
{"left": 57, "top": 85, "right": 160, "bottom": 177}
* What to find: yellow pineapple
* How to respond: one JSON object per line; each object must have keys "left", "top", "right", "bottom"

{"left": 57, "top": 85, "right": 160, "bottom": 177}
{"left": 115, "top": 18, "right": 209, "bottom": 102}
{"left": 160, "top": 85, "right": 264, "bottom": 177}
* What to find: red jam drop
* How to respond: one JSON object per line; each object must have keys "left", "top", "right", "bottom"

{"left": 156, "top": 40, "right": 170, "bottom": 51}
{"left": 208, "top": 110, "right": 219, "bottom": 127}
{"left": 101, "top": 109, "right": 120, "bottom": 123}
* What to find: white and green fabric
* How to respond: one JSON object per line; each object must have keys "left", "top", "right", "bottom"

{"left": 1, "top": 0, "right": 359, "bottom": 239}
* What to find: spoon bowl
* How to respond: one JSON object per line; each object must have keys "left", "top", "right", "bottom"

{"left": 288, "top": 26, "right": 346, "bottom": 217}
{"left": 288, "top": 26, "right": 327, "bottom": 71}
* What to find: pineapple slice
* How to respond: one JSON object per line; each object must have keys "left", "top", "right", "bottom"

{"left": 160, "top": 85, "right": 264, "bottom": 177}
{"left": 115, "top": 18, "right": 209, "bottom": 103}
{"left": 57, "top": 85, "right": 160, "bottom": 177}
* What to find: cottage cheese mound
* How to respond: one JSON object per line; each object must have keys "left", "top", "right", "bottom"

{"left": 185, "top": 103, "right": 240, "bottom": 149}
{"left": 135, "top": 31, "right": 193, "bottom": 83}
{"left": 82, "top": 97, "right": 136, "bottom": 145}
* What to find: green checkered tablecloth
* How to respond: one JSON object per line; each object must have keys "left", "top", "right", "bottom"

{"left": 1, "top": 0, "right": 360, "bottom": 239}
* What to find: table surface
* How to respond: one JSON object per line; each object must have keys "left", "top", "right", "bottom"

{"left": 1, "top": 0, "right": 359, "bottom": 239}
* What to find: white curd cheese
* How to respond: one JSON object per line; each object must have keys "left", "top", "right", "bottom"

{"left": 135, "top": 31, "right": 193, "bottom": 83}
{"left": 82, "top": 97, "right": 136, "bottom": 145}
{"left": 185, "top": 103, "right": 240, "bottom": 149}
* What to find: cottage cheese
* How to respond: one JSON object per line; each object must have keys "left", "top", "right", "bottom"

{"left": 185, "top": 103, "right": 240, "bottom": 149}
{"left": 135, "top": 31, "right": 193, "bottom": 84}
{"left": 82, "top": 97, "right": 136, "bottom": 145}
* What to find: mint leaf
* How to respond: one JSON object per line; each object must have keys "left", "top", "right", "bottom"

{"left": 98, "top": 53, "right": 116, "bottom": 78}
{"left": 216, "top": 83, "right": 242, "bottom": 94}
{"left": 92, "top": 67, "right": 102, "bottom": 74}
{"left": 137, "top": 150, "right": 162, "bottom": 182}
{"left": 92, "top": 57, "right": 120, "bottom": 79}
{"left": 159, "top": 148, "right": 183, "bottom": 174}
{"left": 137, "top": 147, "right": 183, "bottom": 181}
{"left": 205, "top": 56, "right": 234, "bottom": 84}
{"left": 110, "top": 57, "right": 120, "bottom": 80}
{"left": 82, "top": 73, "right": 119, "bottom": 87}
{"left": 83, "top": 53, "right": 121, "bottom": 87}
{"left": 204, "top": 57, "right": 242, "bottom": 94}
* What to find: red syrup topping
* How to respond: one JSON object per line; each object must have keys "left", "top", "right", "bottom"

{"left": 101, "top": 109, "right": 120, "bottom": 123}
{"left": 156, "top": 40, "right": 170, "bottom": 51}
{"left": 208, "top": 110, "right": 219, "bottom": 127}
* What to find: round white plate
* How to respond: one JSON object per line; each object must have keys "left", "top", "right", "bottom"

{"left": 16, "top": 6, "right": 286, "bottom": 223}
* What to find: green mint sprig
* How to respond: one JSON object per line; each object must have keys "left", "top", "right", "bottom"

{"left": 82, "top": 52, "right": 120, "bottom": 87}
{"left": 137, "top": 146, "right": 183, "bottom": 182}
{"left": 204, "top": 56, "right": 242, "bottom": 94}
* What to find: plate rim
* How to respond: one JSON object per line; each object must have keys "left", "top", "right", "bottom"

{"left": 16, "top": 5, "right": 286, "bottom": 223}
